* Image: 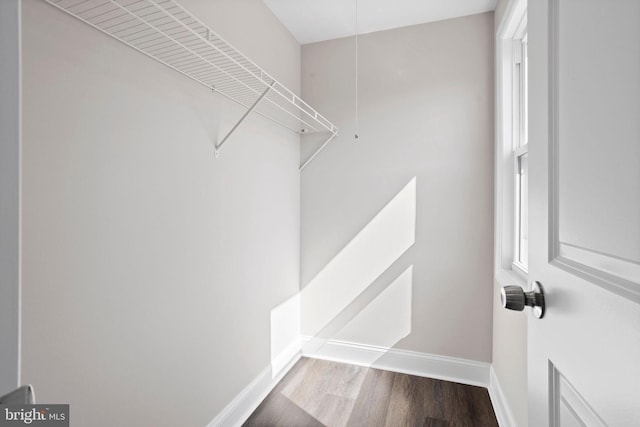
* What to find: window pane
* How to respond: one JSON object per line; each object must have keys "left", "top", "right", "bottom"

{"left": 517, "top": 153, "right": 528, "bottom": 266}
{"left": 514, "top": 35, "right": 528, "bottom": 149}
{"left": 513, "top": 60, "right": 521, "bottom": 149}
{"left": 522, "top": 36, "right": 528, "bottom": 145}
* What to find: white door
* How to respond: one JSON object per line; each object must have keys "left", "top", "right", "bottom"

{"left": 528, "top": 0, "right": 640, "bottom": 426}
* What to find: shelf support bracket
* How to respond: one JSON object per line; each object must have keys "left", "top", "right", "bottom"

{"left": 215, "top": 82, "right": 274, "bottom": 157}
{"left": 299, "top": 132, "right": 338, "bottom": 172}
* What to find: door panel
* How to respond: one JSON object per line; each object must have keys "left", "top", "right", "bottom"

{"left": 552, "top": 0, "right": 640, "bottom": 300}
{"left": 529, "top": 0, "right": 640, "bottom": 426}
{"left": 556, "top": 0, "right": 640, "bottom": 264}
{"left": 550, "top": 364, "right": 607, "bottom": 427}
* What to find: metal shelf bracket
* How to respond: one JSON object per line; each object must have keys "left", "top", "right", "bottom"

{"left": 215, "top": 82, "right": 274, "bottom": 158}
{"left": 299, "top": 132, "right": 339, "bottom": 172}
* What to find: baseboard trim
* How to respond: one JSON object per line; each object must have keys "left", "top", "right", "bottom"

{"left": 488, "top": 366, "right": 517, "bottom": 427}
{"left": 300, "top": 336, "right": 490, "bottom": 388}
{"left": 207, "top": 339, "right": 514, "bottom": 427}
{"left": 207, "top": 350, "right": 301, "bottom": 427}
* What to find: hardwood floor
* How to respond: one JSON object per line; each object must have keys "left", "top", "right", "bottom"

{"left": 243, "top": 358, "right": 498, "bottom": 427}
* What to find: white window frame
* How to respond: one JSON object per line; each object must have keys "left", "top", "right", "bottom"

{"left": 513, "top": 146, "right": 528, "bottom": 273}
{"left": 495, "top": 0, "right": 528, "bottom": 286}
{"left": 512, "top": 20, "right": 528, "bottom": 275}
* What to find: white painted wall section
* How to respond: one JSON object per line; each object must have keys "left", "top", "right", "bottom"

{"left": 20, "top": 0, "right": 301, "bottom": 425}
{"left": 300, "top": 12, "right": 495, "bottom": 363}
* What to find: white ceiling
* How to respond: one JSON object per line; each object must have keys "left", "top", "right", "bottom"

{"left": 263, "top": 0, "right": 498, "bottom": 44}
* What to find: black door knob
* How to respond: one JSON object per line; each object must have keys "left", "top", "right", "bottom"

{"left": 500, "top": 282, "right": 545, "bottom": 319}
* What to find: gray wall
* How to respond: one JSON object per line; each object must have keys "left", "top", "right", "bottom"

{"left": 20, "top": 0, "right": 300, "bottom": 425}
{"left": 300, "top": 13, "right": 495, "bottom": 362}
{"left": 494, "top": 0, "right": 510, "bottom": 28}
{"left": 0, "top": 0, "right": 21, "bottom": 396}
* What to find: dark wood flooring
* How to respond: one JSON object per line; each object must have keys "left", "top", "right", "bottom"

{"left": 244, "top": 357, "right": 498, "bottom": 427}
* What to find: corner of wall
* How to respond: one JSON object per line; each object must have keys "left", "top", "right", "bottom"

{"left": 207, "top": 348, "right": 301, "bottom": 427}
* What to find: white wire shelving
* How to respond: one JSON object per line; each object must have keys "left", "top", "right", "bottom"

{"left": 43, "top": 0, "right": 339, "bottom": 171}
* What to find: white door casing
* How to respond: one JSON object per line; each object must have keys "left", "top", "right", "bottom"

{"left": 528, "top": 0, "right": 640, "bottom": 426}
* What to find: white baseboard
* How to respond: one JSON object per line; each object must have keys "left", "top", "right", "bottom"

{"left": 271, "top": 339, "right": 301, "bottom": 377}
{"left": 301, "top": 336, "right": 490, "bottom": 388}
{"left": 207, "top": 350, "right": 301, "bottom": 427}
{"left": 207, "top": 338, "right": 513, "bottom": 427}
{"left": 488, "top": 366, "right": 517, "bottom": 427}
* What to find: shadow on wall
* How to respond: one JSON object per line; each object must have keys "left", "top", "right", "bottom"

{"left": 270, "top": 177, "right": 417, "bottom": 377}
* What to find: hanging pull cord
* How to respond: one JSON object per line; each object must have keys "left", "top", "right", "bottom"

{"left": 355, "top": 0, "right": 359, "bottom": 140}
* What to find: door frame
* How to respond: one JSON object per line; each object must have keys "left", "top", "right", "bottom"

{"left": 490, "top": 1, "right": 529, "bottom": 426}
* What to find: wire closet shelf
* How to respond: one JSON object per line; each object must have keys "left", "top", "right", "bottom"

{"left": 44, "top": 0, "right": 339, "bottom": 170}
